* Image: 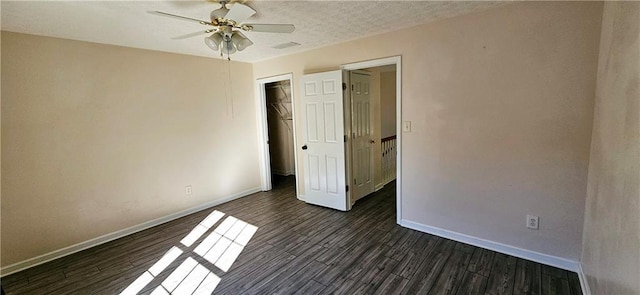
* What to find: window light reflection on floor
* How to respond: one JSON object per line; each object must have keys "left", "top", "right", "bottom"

{"left": 180, "top": 211, "right": 225, "bottom": 247}
{"left": 119, "top": 209, "right": 258, "bottom": 295}
{"left": 196, "top": 216, "right": 258, "bottom": 272}
{"left": 119, "top": 247, "right": 183, "bottom": 295}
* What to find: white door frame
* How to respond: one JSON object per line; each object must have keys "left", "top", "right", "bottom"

{"left": 255, "top": 73, "right": 300, "bottom": 198}
{"left": 341, "top": 56, "right": 402, "bottom": 224}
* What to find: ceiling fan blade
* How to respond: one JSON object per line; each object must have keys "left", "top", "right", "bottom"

{"left": 243, "top": 24, "right": 295, "bottom": 33}
{"left": 224, "top": 3, "right": 256, "bottom": 24}
{"left": 147, "top": 11, "right": 214, "bottom": 26}
{"left": 172, "top": 29, "right": 216, "bottom": 40}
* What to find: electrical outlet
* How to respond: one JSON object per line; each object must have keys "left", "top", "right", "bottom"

{"left": 526, "top": 215, "right": 539, "bottom": 230}
{"left": 185, "top": 185, "right": 192, "bottom": 196}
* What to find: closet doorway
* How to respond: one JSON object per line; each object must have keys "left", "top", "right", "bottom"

{"left": 266, "top": 80, "right": 295, "bottom": 183}
{"left": 256, "top": 74, "right": 299, "bottom": 196}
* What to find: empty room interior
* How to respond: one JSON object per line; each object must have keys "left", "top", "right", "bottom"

{"left": 1, "top": 1, "right": 638, "bottom": 294}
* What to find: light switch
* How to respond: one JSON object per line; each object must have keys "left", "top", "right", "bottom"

{"left": 402, "top": 121, "right": 412, "bottom": 133}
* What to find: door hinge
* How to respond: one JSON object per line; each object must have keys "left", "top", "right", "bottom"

{"left": 342, "top": 83, "right": 347, "bottom": 91}
{"left": 344, "top": 135, "right": 347, "bottom": 142}
{"left": 351, "top": 84, "right": 354, "bottom": 91}
{"left": 346, "top": 185, "right": 349, "bottom": 192}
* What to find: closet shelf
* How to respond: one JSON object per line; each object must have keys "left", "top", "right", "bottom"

{"left": 267, "top": 83, "right": 293, "bottom": 128}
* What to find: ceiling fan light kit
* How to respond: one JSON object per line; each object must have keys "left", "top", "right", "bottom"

{"left": 150, "top": 0, "right": 295, "bottom": 59}
{"left": 204, "top": 33, "right": 224, "bottom": 51}
{"left": 204, "top": 30, "right": 252, "bottom": 55}
{"left": 222, "top": 37, "right": 237, "bottom": 54}
{"left": 231, "top": 31, "right": 253, "bottom": 51}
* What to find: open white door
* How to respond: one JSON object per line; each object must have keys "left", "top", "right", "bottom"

{"left": 300, "top": 70, "right": 348, "bottom": 211}
{"left": 350, "top": 72, "right": 374, "bottom": 201}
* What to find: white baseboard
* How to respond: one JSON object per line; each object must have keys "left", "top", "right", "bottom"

{"left": 400, "top": 219, "right": 581, "bottom": 272}
{"left": 374, "top": 176, "right": 397, "bottom": 192}
{"left": 577, "top": 263, "right": 592, "bottom": 295}
{"left": 0, "top": 186, "right": 262, "bottom": 277}
{"left": 272, "top": 169, "right": 295, "bottom": 176}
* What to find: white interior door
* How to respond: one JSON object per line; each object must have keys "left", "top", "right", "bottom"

{"left": 301, "top": 70, "right": 348, "bottom": 211}
{"left": 350, "top": 72, "right": 374, "bottom": 201}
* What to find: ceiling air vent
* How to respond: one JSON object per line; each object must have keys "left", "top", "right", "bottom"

{"left": 272, "top": 42, "right": 301, "bottom": 49}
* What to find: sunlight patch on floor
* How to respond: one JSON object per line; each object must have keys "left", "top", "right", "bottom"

{"left": 119, "top": 246, "right": 183, "bottom": 295}
{"left": 180, "top": 211, "right": 225, "bottom": 247}
{"left": 119, "top": 209, "right": 257, "bottom": 295}
{"left": 195, "top": 216, "right": 258, "bottom": 272}
{"left": 149, "top": 247, "right": 183, "bottom": 276}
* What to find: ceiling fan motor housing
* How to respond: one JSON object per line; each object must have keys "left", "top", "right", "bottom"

{"left": 219, "top": 26, "right": 233, "bottom": 40}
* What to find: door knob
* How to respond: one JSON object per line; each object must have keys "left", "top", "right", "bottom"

{"left": 302, "top": 145, "right": 308, "bottom": 150}
{"left": 369, "top": 140, "right": 375, "bottom": 144}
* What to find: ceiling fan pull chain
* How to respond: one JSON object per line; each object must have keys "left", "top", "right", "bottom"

{"left": 227, "top": 57, "right": 234, "bottom": 119}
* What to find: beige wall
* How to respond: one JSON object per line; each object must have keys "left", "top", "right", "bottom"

{"left": 1, "top": 32, "right": 261, "bottom": 267}
{"left": 380, "top": 70, "right": 396, "bottom": 140}
{"left": 254, "top": 1, "right": 602, "bottom": 260}
{"left": 581, "top": 2, "right": 640, "bottom": 294}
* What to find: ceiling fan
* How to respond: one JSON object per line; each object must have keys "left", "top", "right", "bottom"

{"left": 149, "top": 0, "right": 295, "bottom": 58}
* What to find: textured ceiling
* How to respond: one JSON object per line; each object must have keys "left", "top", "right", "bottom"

{"left": 1, "top": 1, "right": 508, "bottom": 63}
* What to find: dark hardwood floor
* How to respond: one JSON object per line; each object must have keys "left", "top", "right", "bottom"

{"left": 1, "top": 176, "right": 582, "bottom": 294}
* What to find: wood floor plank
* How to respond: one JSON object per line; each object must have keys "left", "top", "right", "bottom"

{"left": 327, "top": 245, "right": 396, "bottom": 295}
{"left": 513, "top": 258, "right": 541, "bottom": 295}
{"left": 286, "top": 219, "right": 348, "bottom": 257}
{"left": 373, "top": 273, "right": 410, "bottom": 295}
{"left": 468, "top": 247, "right": 495, "bottom": 277}
{"left": 295, "top": 280, "right": 327, "bottom": 294}
{"left": 457, "top": 271, "right": 489, "bottom": 295}
{"left": 455, "top": 242, "right": 477, "bottom": 254}
{"left": 542, "top": 265, "right": 568, "bottom": 280}
{"left": 394, "top": 234, "right": 440, "bottom": 279}
{"left": 393, "top": 251, "right": 418, "bottom": 279}
{"left": 215, "top": 252, "right": 296, "bottom": 294}
{"left": 567, "top": 272, "right": 582, "bottom": 295}
{"left": 0, "top": 277, "right": 29, "bottom": 291}
{"left": 212, "top": 245, "right": 291, "bottom": 290}
{"left": 402, "top": 239, "right": 456, "bottom": 294}
{"left": 272, "top": 261, "right": 329, "bottom": 295}
{"left": 66, "top": 263, "right": 151, "bottom": 294}
{"left": 312, "top": 240, "right": 378, "bottom": 286}
{"left": 7, "top": 271, "right": 65, "bottom": 294}
{"left": 541, "top": 275, "right": 570, "bottom": 295}
{"left": 1, "top": 177, "right": 581, "bottom": 295}
{"left": 385, "top": 230, "right": 421, "bottom": 261}
{"left": 348, "top": 256, "right": 399, "bottom": 295}
{"left": 485, "top": 253, "right": 518, "bottom": 295}
{"left": 430, "top": 249, "right": 472, "bottom": 295}
{"left": 380, "top": 226, "right": 411, "bottom": 247}
{"left": 314, "top": 228, "right": 379, "bottom": 266}
{"left": 242, "top": 244, "right": 328, "bottom": 294}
